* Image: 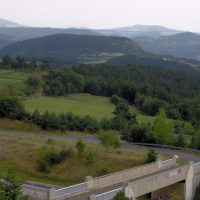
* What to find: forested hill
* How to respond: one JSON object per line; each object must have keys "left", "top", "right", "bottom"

{"left": 0, "top": 34, "right": 143, "bottom": 64}
{"left": 1, "top": 33, "right": 200, "bottom": 74}
{"left": 134, "top": 32, "right": 200, "bottom": 61}
{"left": 108, "top": 54, "right": 200, "bottom": 75}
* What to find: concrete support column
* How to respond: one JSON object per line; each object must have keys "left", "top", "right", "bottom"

{"left": 48, "top": 188, "right": 56, "bottom": 200}
{"left": 85, "top": 176, "right": 93, "bottom": 189}
{"left": 125, "top": 182, "right": 135, "bottom": 200}
{"left": 185, "top": 161, "right": 194, "bottom": 200}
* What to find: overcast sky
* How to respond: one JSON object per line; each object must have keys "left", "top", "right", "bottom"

{"left": 1, "top": 0, "right": 200, "bottom": 32}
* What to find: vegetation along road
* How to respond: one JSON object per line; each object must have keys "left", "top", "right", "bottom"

{"left": 0, "top": 130, "right": 199, "bottom": 164}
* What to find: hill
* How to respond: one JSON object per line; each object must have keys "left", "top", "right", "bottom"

{"left": 0, "top": 34, "right": 143, "bottom": 65}
{"left": 108, "top": 53, "right": 200, "bottom": 75}
{"left": 98, "top": 25, "right": 181, "bottom": 38}
{"left": 0, "top": 33, "right": 17, "bottom": 49}
{"left": 0, "top": 27, "right": 100, "bottom": 41}
{"left": 0, "top": 18, "right": 23, "bottom": 27}
{"left": 134, "top": 32, "right": 200, "bottom": 61}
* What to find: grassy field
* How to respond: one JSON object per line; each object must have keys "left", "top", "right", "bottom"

{"left": 0, "top": 133, "right": 147, "bottom": 186}
{"left": 24, "top": 94, "right": 180, "bottom": 126}
{"left": 24, "top": 94, "right": 115, "bottom": 120}
{"left": 0, "top": 70, "right": 28, "bottom": 96}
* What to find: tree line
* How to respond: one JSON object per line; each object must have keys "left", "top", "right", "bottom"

{"left": 37, "top": 65, "right": 200, "bottom": 129}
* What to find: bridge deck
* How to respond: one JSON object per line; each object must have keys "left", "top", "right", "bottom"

{"left": 69, "top": 165, "right": 179, "bottom": 200}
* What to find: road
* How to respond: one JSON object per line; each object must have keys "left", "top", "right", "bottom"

{"left": 0, "top": 130, "right": 199, "bottom": 163}
{"left": 1, "top": 130, "right": 200, "bottom": 199}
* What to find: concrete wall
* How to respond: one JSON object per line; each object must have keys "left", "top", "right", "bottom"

{"left": 91, "top": 158, "right": 176, "bottom": 190}
{"left": 125, "top": 165, "right": 189, "bottom": 199}
{"left": 22, "top": 184, "right": 50, "bottom": 200}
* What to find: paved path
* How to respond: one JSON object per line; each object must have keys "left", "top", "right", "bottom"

{"left": 1, "top": 130, "right": 199, "bottom": 163}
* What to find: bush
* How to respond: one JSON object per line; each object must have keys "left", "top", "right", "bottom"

{"left": 37, "top": 148, "right": 69, "bottom": 172}
{"left": 85, "top": 152, "right": 95, "bottom": 167}
{"left": 98, "top": 131, "right": 121, "bottom": 149}
{"left": 146, "top": 149, "right": 158, "bottom": 164}
{"left": 0, "top": 98, "right": 26, "bottom": 120}
{"left": 110, "top": 95, "right": 126, "bottom": 105}
{"left": 76, "top": 139, "right": 85, "bottom": 155}
{"left": 113, "top": 191, "right": 130, "bottom": 200}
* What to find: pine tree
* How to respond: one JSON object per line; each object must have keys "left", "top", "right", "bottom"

{"left": 153, "top": 108, "right": 172, "bottom": 145}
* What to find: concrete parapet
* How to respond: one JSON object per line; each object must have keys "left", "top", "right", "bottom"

{"left": 85, "top": 176, "right": 93, "bottom": 189}
{"left": 172, "top": 155, "right": 179, "bottom": 165}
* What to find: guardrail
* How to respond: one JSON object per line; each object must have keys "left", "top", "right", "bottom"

{"left": 54, "top": 182, "right": 88, "bottom": 198}
{"left": 132, "top": 143, "right": 200, "bottom": 153}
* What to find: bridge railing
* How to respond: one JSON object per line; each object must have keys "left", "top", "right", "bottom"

{"left": 194, "top": 162, "right": 200, "bottom": 174}
{"left": 93, "top": 187, "right": 123, "bottom": 200}
{"left": 54, "top": 182, "right": 88, "bottom": 198}
{"left": 91, "top": 157, "right": 176, "bottom": 190}
{"left": 162, "top": 158, "right": 175, "bottom": 168}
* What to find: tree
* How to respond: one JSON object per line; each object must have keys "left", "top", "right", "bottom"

{"left": 76, "top": 139, "right": 85, "bottom": 155}
{"left": 113, "top": 192, "right": 130, "bottom": 200}
{"left": 1, "top": 55, "right": 13, "bottom": 68}
{"left": 26, "top": 76, "right": 41, "bottom": 95}
{"left": 175, "top": 133, "right": 186, "bottom": 147}
{"left": 153, "top": 108, "right": 172, "bottom": 145}
{"left": 113, "top": 102, "right": 136, "bottom": 130}
{"left": 98, "top": 131, "right": 121, "bottom": 150}
{"left": 0, "top": 170, "right": 29, "bottom": 200}
{"left": 40, "top": 60, "right": 51, "bottom": 70}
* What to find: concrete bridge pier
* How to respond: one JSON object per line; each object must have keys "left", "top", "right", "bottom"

{"left": 125, "top": 182, "right": 135, "bottom": 200}
{"left": 185, "top": 161, "right": 194, "bottom": 200}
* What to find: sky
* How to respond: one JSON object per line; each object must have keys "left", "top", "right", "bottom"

{"left": 1, "top": 0, "right": 200, "bottom": 32}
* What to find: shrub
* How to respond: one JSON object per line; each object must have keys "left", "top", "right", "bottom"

{"left": 0, "top": 98, "right": 26, "bottom": 120}
{"left": 85, "top": 152, "right": 95, "bottom": 167}
{"left": 37, "top": 148, "right": 69, "bottom": 172}
{"left": 113, "top": 191, "right": 130, "bottom": 200}
{"left": 98, "top": 131, "right": 121, "bottom": 149}
{"left": 76, "top": 139, "right": 85, "bottom": 155}
{"left": 146, "top": 149, "right": 158, "bottom": 164}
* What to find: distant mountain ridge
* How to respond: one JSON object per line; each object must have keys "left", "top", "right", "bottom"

{"left": 97, "top": 25, "right": 181, "bottom": 38}
{"left": 134, "top": 32, "right": 200, "bottom": 61}
{"left": 0, "top": 18, "right": 24, "bottom": 27}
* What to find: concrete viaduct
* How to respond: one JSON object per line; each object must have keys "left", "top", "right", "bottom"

{"left": 22, "top": 155, "right": 200, "bottom": 200}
